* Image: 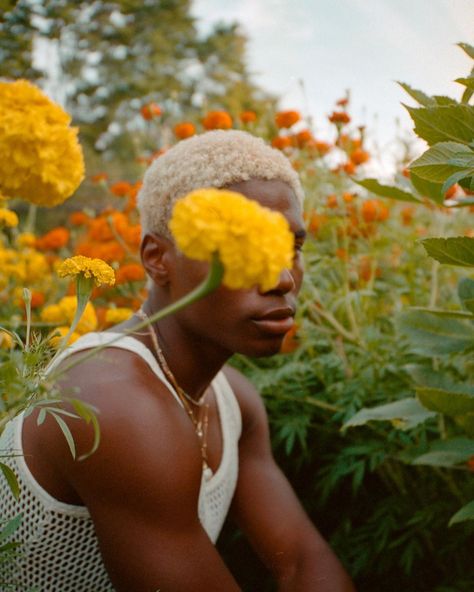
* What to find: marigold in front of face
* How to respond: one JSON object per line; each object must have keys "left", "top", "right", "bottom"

{"left": 57, "top": 255, "right": 115, "bottom": 287}
{"left": 169, "top": 189, "right": 294, "bottom": 292}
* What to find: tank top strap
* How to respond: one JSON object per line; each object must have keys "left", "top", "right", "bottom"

{"left": 212, "top": 371, "right": 242, "bottom": 440}
{"left": 48, "top": 331, "right": 184, "bottom": 409}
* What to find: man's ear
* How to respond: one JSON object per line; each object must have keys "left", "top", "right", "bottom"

{"left": 140, "top": 233, "right": 175, "bottom": 286}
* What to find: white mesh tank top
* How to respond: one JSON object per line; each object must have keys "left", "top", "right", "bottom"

{"left": 0, "top": 332, "right": 242, "bottom": 592}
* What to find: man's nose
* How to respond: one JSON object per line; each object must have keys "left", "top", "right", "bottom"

{"left": 260, "top": 268, "right": 296, "bottom": 295}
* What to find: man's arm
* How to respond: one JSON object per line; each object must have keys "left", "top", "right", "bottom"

{"left": 224, "top": 366, "right": 356, "bottom": 592}
{"left": 28, "top": 350, "right": 241, "bottom": 592}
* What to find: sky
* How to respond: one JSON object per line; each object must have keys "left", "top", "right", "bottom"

{"left": 192, "top": 0, "right": 474, "bottom": 174}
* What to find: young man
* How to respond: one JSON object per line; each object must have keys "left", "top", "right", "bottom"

{"left": 1, "top": 130, "right": 355, "bottom": 591}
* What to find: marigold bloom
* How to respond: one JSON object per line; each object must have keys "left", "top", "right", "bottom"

{"left": 271, "top": 136, "right": 292, "bottom": 150}
{"left": 50, "top": 326, "right": 81, "bottom": 348}
{"left": 57, "top": 255, "right": 115, "bottom": 287}
{"left": 361, "top": 199, "right": 389, "bottom": 223}
{"left": 110, "top": 181, "right": 133, "bottom": 197}
{"left": 16, "top": 232, "right": 36, "bottom": 248}
{"left": 169, "top": 188, "right": 294, "bottom": 291}
{"left": 42, "top": 296, "right": 98, "bottom": 334}
{"left": 69, "top": 211, "right": 90, "bottom": 226}
{"left": 0, "top": 330, "right": 13, "bottom": 349}
{"left": 326, "top": 194, "right": 338, "bottom": 209}
{"left": 75, "top": 240, "right": 126, "bottom": 263}
{"left": 36, "top": 227, "right": 69, "bottom": 251}
{"left": 275, "top": 110, "right": 301, "bottom": 129}
{"left": 350, "top": 148, "right": 370, "bottom": 165}
{"left": 328, "top": 111, "right": 351, "bottom": 124}
{"left": 343, "top": 161, "right": 356, "bottom": 175}
{"left": 141, "top": 102, "right": 162, "bottom": 121}
{"left": 295, "top": 129, "right": 313, "bottom": 148}
{"left": 0, "top": 208, "right": 18, "bottom": 228}
{"left": 30, "top": 290, "right": 45, "bottom": 309}
{"left": 0, "top": 80, "right": 84, "bottom": 206}
{"left": 105, "top": 307, "right": 134, "bottom": 326}
{"left": 401, "top": 206, "right": 415, "bottom": 226}
{"left": 202, "top": 111, "right": 233, "bottom": 130}
{"left": 239, "top": 111, "right": 257, "bottom": 124}
{"left": 279, "top": 323, "right": 299, "bottom": 354}
{"left": 91, "top": 173, "right": 108, "bottom": 183}
{"left": 115, "top": 263, "right": 146, "bottom": 285}
{"left": 174, "top": 122, "right": 196, "bottom": 139}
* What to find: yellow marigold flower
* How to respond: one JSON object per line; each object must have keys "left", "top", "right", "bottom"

{"left": 57, "top": 255, "right": 115, "bottom": 287}
{"left": 0, "top": 80, "right": 84, "bottom": 207}
{"left": 41, "top": 296, "right": 98, "bottom": 334}
{"left": 0, "top": 330, "right": 14, "bottom": 349}
{"left": 50, "top": 326, "right": 81, "bottom": 349}
{"left": 105, "top": 307, "right": 134, "bottom": 326}
{"left": 169, "top": 189, "right": 294, "bottom": 291}
{"left": 0, "top": 208, "right": 18, "bottom": 228}
{"left": 17, "top": 232, "right": 36, "bottom": 248}
{"left": 22, "top": 250, "right": 49, "bottom": 283}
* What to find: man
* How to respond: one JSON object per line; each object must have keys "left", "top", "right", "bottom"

{"left": 1, "top": 130, "right": 355, "bottom": 591}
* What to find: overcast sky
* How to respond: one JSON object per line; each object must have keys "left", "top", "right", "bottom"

{"left": 192, "top": 0, "right": 473, "bottom": 173}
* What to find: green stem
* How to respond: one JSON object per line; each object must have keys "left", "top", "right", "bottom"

{"left": 25, "top": 204, "right": 37, "bottom": 233}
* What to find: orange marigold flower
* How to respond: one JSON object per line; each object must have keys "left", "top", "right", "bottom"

{"left": 75, "top": 240, "right": 126, "bottom": 263}
{"left": 401, "top": 206, "right": 415, "bottom": 226}
{"left": 444, "top": 184, "right": 459, "bottom": 199}
{"left": 69, "top": 211, "right": 90, "bottom": 226}
{"left": 279, "top": 323, "right": 300, "bottom": 354}
{"left": 174, "top": 122, "right": 196, "bottom": 140}
{"left": 307, "top": 212, "right": 327, "bottom": 235}
{"left": 275, "top": 110, "right": 301, "bottom": 129}
{"left": 30, "top": 290, "right": 45, "bottom": 309}
{"left": 467, "top": 457, "right": 474, "bottom": 472}
{"left": 110, "top": 181, "right": 133, "bottom": 197}
{"left": 295, "top": 129, "right": 313, "bottom": 148}
{"left": 202, "top": 111, "right": 233, "bottom": 130}
{"left": 350, "top": 148, "right": 370, "bottom": 165}
{"left": 401, "top": 167, "right": 410, "bottom": 178}
{"left": 239, "top": 111, "right": 257, "bottom": 124}
{"left": 141, "top": 102, "right": 162, "bottom": 121}
{"left": 336, "top": 248, "right": 348, "bottom": 261}
{"left": 329, "top": 111, "right": 351, "bottom": 124}
{"left": 361, "top": 199, "right": 389, "bottom": 223}
{"left": 326, "top": 194, "right": 338, "bottom": 209}
{"left": 343, "top": 161, "right": 356, "bottom": 175}
{"left": 311, "top": 140, "right": 331, "bottom": 155}
{"left": 271, "top": 136, "right": 292, "bottom": 150}
{"left": 342, "top": 192, "right": 355, "bottom": 203}
{"left": 91, "top": 172, "right": 108, "bottom": 183}
{"left": 336, "top": 97, "right": 349, "bottom": 107}
{"left": 36, "top": 227, "right": 70, "bottom": 251}
{"left": 115, "top": 263, "right": 146, "bottom": 285}
{"left": 358, "top": 256, "right": 380, "bottom": 282}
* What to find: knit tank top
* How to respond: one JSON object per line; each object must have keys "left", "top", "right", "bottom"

{"left": 0, "top": 332, "right": 242, "bottom": 592}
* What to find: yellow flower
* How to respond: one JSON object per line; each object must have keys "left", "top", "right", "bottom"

{"left": 105, "top": 307, "right": 134, "bottom": 326}
{"left": 16, "top": 232, "right": 36, "bottom": 248}
{"left": 169, "top": 189, "right": 294, "bottom": 291}
{"left": 0, "top": 80, "right": 84, "bottom": 207}
{"left": 57, "top": 255, "right": 115, "bottom": 287}
{"left": 0, "top": 330, "right": 14, "bottom": 349}
{"left": 0, "top": 208, "right": 18, "bottom": 228}
{"left": 41, "top": 296, "right": 97, "bottom": 334}
{"left": 49, "top": 326, "right": 81, "bottom": 349}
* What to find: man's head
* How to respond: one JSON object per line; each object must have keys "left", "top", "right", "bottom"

{"left": 137, "top": 130, "right": 304, "bottom": 238}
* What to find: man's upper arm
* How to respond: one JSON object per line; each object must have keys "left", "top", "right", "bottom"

{"left": 35, "top": 352, "right": 241, "bottom": 592}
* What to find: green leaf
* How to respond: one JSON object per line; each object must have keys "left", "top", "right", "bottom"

{"left": 404, "top": 105, "right": 474, "bottom": 146}
{"left": 0, "top": 462, "right": 20, "bottom": 500}
{"left": 458, "top": 42, "right": 474, "bottom": 60}
{"left": 354, "top": 178, "right": 421, "bottom": 203}
{"left": 0, "top": 514, "right": 22, "bottom": 542}
{"left": 421, "top": 236, "right": 474, "bottom": 267}
{"left": 449, "top": 500, "right": 474, "bottom": 526}
{"left": 417, "top": 386, "right": 474, "bottom": 416}
{"left": 397, "top": 310, "right": 474, "bottom": 355}
{"left": 458, "top": 278, "right": 474, "bottom": 313}
{"left": 409, "top": 307, "right": 473, "bottom": 320}
{"left": 342, "top": 398, "right": 436, "bottom": 431}
{"left": 410, "top": 142, "right": 474, "bottom": 183}
{"left": 441, "top": 168, "right": 474, "bottom": 195}
{"left": 409, "top": 171, "right": 444, "bottom": 204}
{"left": 397, "top": 82, "right": 435, "bottom": 107}
{"left": 432, "top": 96, "right": 458, "bottom": 106}
{"left": 49, "top": 412, "right": 76, "bottom": 459}
{"left": 69, "top": 398, "right": 101, "bottom": 460}
{"left": 412, "top": 438, "right": 474, "bottom": 467}
{"left": 455, "top": 77, "right": 474, "bottom": 91}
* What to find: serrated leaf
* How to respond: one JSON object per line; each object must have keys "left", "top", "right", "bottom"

{"left": 397, "top": 81, "right": 435, "bottom": 106}
{"left": 449, "top": 500, "right": 474, "bottom": 526}
{"left": 441, "top": 168, "right": 474, "bottom": 194}
{"left": 0, "top": 514, "right": 22, "bottom": 542}
{"left": 354, "top": 178, "right": 421, "bottom": 203}
{"left": 456, "top": 77, "right": 474, "bottom": 91}
{"left": 421, "top": 236, "right": 474, "bottom": 267}
{"left": 432, "top": 95, "right": 458, "bottom": 106}
{"left": 412, "top": 438, "right": 474, "bottom": 467}
{"left": 404, "top": 104, "right": 474, "bottom": 146}
{"left": 458, "top": 42, "right": 474, "bottom": 60}
{"left": 409, "top": 172, "right": 444, "bottom": 204}
{"left": 342, "top": 398, "right": 435, "bottom": 431}
{"left": 0, "top": 462, "right": 20, "bottom": 500}
{"left": 397, "top": 309, "right": 474, "bottom": 355}
{"left": 410, "top": 142, "right": 474, "bottom": 183}
{"left": 417, "top": 386, "right": 474, "bottom": 416}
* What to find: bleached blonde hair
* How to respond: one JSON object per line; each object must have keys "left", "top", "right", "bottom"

{"left": 137, "top": 130, "right": 304, "bottom": 238}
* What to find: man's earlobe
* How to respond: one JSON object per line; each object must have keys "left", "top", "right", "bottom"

{"left": 140, "top": 233, "right": 173, "bottom": 286}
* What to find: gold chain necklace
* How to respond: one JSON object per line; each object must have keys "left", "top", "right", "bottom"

{"left": 136, "top": 308, "right": 210, "bottom": 471}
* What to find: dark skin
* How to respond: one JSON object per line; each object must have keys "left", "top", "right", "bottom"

{"left": 22, "top": 179, "right": 356, "bottom": 591}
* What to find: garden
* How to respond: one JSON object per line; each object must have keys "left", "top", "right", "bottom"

{"left": 1, "top": 2, "right": 474, "bottom": 591}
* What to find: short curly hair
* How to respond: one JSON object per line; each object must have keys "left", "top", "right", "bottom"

{"left": 137, "top": 130, "right": 304, "bottom": 237}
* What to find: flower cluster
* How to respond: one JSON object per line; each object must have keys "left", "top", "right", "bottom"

{"left": 57, "top": 255, "right": 115, "bottom": 287}
{"left": 0, "top": 80, "right": 84, "bottom": 206}
{"left": 169, "top": 189, "right": 294, "bottom": 291}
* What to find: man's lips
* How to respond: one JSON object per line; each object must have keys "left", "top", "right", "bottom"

{"left": 251, "top": 308, "right": 295, "bottom": 335}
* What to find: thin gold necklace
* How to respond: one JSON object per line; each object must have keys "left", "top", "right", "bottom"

{"left": 136, "top": 308, "right": 210, "bottom": 471}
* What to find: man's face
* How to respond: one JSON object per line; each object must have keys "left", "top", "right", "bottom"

{"left": 167, "top": 178, "right": 306, "bottom": 358}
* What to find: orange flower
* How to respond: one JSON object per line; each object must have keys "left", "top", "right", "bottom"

{"left": 91, "top": 172, "right": 108, "bottom": 183}
{"left": 361, "top": 199, "right": 389, "bottom": 223}
{"left": 343, "top": 161, "right": 356, "bottom": 175}
{"left": 140, "top": 102, "right": 162, "bottom": 121}
{"left": 350, "top": 148, "right": 370, "bottom": 165}
{"left": 174, "top": 122, "right": 196, "bottom": 139}
{"left": 444, "top": 184, "right": 459, "bottom": 199}
{"left": 275, "top": 110, "right": 301, "bottom": 129}
{"left": 36, "top": 227, "right": 69, "bottom": 251}
{"left": 110, "top": 181, "right": 133, "bottom": 197}
{"left": 336, "top": 248, "right": 348, "bottom": 261}
{"left": 69, "top": 211, "right": 90, "bottom": 226}
{"left": 307, "top": 212, "right": 327, "bottom": 235}
{"left": 336, "top": 97, "right": 349, "bottom": 107}
{"left": 310, "top": 140, "right": 331, "bottom": 155}
{"left": 30, "top": 290, "right": 45, "bottom": 309}
{"left": 115, "top": 263, "right": 146, "bottom": 285}
{"left": 329, "top": 111, "right": 350, "bottom": 124}
{"left": 202, "top": 111, "right": 233, "bottom": 130}
{"left": 326, "top": 194, "right": 338, "bottom": 209}
{"left": 401, "top": 168, "right": 410, "bottom": 178}
{"left": 358, "top": 256, "right": 381, "bottom": 282}
{"left": 279, "top": 323, "right": 299, "bottom": 354}
{"left": 401, "top": 206, "right": 415, "bottom": 226}
{"left": 342, "top": 192, "right": 354, "bottom": 203}
{"left": 75, "top": 240, "right": 126, "bottom": 263}
{"left": 239, "top": 111, "right": 257, "bottom": 124}
{"left": 271, "top": 136, "right": 292, "bottom": 150}
{"left": 295, "top": 129, "right": 313, "bottom": 148}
